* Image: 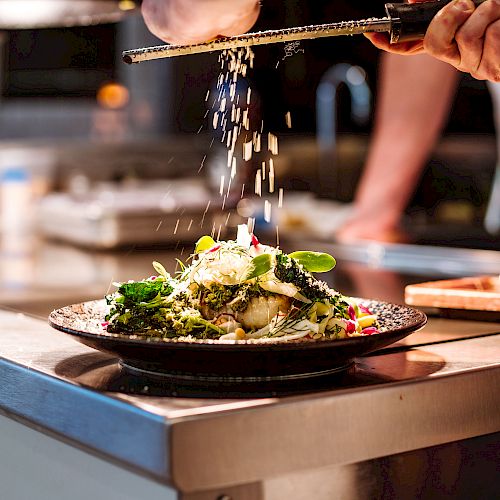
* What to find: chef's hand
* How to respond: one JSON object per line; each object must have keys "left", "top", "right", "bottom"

{"left": 141, "top": 0, "right": 260, "bottom": 44}
{"left": 366, "top": 0, "right": 500, "bottom": 82}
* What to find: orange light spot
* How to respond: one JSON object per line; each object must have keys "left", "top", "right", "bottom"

{"left": 97, "top": 82, "right": 130, "bottom": 110}
{"left": 118, "top": 1, "right": 137, "bottom": 11}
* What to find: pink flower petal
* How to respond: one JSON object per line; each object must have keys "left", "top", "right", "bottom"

{"left": 358, "top": 303, "right": 372, "bottom": 315}
{"left": 361, "top": 327, "right": 379, "bottom": 335}
{"left": 348, "top": 305, "right": 356, "bottom": 321}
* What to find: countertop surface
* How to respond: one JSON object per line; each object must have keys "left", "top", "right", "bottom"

{"left": 1, "top": 309, "right": 499, "bottom": 491}
{"left": 0, "top": 234, "right": 499, "bottom": 492}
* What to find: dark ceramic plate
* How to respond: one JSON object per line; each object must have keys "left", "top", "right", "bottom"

{"left": 49, "top": 299, "right": 426, "bottom": 380}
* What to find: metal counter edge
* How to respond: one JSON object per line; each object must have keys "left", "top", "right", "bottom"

{"left": 0, "top": 358, "right": 170, "bottom": 485}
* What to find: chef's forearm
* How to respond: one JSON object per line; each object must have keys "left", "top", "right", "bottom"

{"left": 142, "top": 0, "right": 260, "bottom": 44}
{"left": 353, "top": 53, "right": 459, "bottom": 227}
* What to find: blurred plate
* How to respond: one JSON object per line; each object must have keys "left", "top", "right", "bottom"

{"left": 49, "top": 299, "right": 427, "bottom": 380}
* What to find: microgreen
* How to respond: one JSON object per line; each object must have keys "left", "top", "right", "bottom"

{"left": 152, "top": 261, "right": 170, "bottom": 281}
{"left": 288, "top": 251, "right": 336, "bottom": 273}
{"left": 245, "top": 253, "right": 273, "bottom": 280}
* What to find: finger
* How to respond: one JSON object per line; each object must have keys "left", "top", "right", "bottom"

{"left": 476, "top": 18, "right": 500, "bottom": 81}
{"left": 424, "top": 0, "right": 476, "bottom": 66}
{"left": 364, "top": 32, "right": 391, "bottom": 50}
{"left": 456, "top": 0, "right": 500, "bottom": 76}
{"left": 142, "top": 0, "right": 260, "bottom": 44}
{"left": 217, "top": 2, "right": 260, "bottom": 37}
{"left": 364, "top": 33, "right": 425, "bottom": 55}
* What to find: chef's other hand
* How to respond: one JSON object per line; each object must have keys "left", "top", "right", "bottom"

{"left": 366, "top": 0, "right": 500, "bottom": 82}
{"left": 142, "top": 0, "right": 260, "bottom": 44}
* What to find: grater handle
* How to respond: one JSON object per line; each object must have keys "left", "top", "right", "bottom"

{"left": 387, "top": 0, "right": 487, "bottom": 43}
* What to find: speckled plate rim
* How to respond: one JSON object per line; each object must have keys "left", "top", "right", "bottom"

{"left": 48, "top": 299, "right": 427, "bottom": 351}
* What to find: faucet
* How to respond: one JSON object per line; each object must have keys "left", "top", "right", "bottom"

{"left": 484, "top": 82, "right": 500, "bottom": 236}
{"left": 485, "top": 164, "right": 500, "bottom": 236}
{"left": 316, "top": 63, "right": 371, "bottom": 199}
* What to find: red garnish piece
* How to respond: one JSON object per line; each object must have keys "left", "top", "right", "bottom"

{"left": 361, "top": 327, "right": 379, "bottom": 335}
{"left": 251, "top": 234, "right": 260, "bottom": 247}
{"left": 101, "top": 322, "right": 109, "bottom": 330}
{"left": 348, "top": 305, "right": 356, "bottom": 321}
{"left": 358, "top": 304, "right": 372, "bottom": 315}
{"left": 208, "top": 244, "right": 221, "bottom": 253}
{"left": 345, "top": 320, "right": 356, "bottom": 334}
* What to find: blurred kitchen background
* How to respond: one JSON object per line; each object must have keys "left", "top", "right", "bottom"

{"left": 0, "top": 0, "right": 498, "bottom": 316}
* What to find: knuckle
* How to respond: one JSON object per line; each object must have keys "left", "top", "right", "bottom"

{"left": 470, "top": 69, "right": 486, "bottom": 80}
{"left": 476, "top": 63, "right": 500, "bottom": 82}
{"left": 485, "top": 22, "right": 500, "bottom": 44}
{"left": 423, "top": 36, "right": 439, "bottom": 56}
{"left": 487, "top": 67, "right": 500, "bottom": 82}
{"left": 455, "top": 28, "right": 474, "bottom": 46}
{"left": 483, "top": 0, "right": 499, "bottom": 15}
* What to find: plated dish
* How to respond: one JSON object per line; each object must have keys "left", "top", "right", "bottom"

{"left": 49, "top": 298, "right": 426, "bottom": 379}
{"left": 104, "top": 225, "right": 379, "bottom": 343}
{"left": 49, "top": 226, "right": 427, "bottom": 379}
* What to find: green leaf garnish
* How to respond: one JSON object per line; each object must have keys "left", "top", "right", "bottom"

{"left": 117, "top": 281, "right": 170, "bottom": 303}
{"left": 195, "top": 235, "right": 216, "bottom": 253}
{"left": 152, "top": 261, "right": 170, "bottom": 280}
{"left": 245, "top": 254, "right": 273, "bottom": 280}
{"left": 288, "top": 251, "right": 336, "bottom": 273}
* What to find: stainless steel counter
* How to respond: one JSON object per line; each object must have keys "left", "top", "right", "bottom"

{"left": 0, "top": 310, "right": 499, "bottom": 496}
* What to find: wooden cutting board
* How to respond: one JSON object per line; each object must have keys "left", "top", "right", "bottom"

{"left": 405, "top": 276, "right": 500, "bottom": 312}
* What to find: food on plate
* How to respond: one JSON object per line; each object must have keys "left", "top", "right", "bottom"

{"left": 105, "top": 226, "right": 379, "bottom": 342}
